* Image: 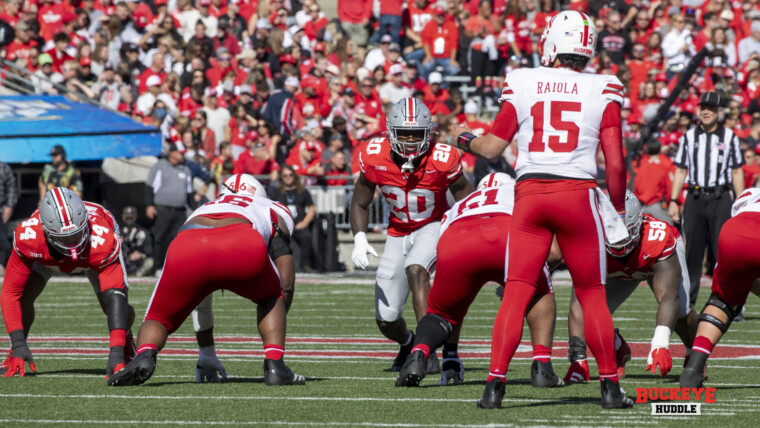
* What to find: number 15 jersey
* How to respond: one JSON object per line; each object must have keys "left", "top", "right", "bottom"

{"left": 492, "top": 67, "right": 624, "bottom": 181}
{"left": 359, "top": 137, "right": 463, "bottom": 237}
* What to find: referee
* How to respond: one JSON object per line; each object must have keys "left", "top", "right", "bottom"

{"left": 668, "top": 92, "right": 745, "bottom": 307}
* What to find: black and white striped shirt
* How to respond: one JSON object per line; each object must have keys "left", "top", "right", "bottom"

{"left": 674, "top": 126, "right": 744, "bottom": 188}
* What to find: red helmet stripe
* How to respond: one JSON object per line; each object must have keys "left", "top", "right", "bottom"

{"left": 53, "top": 188, "right": 71, "bottom": 226}
{"left": 581, "top": 13, "right": 589, "bottom": 47}
{"left": 407, "top": 98, "right": 414, "bottom": 121}
{"left": 234, "top": 174, "right": 242, "bottom": 192}
{"left": 488, "top": 174, "right": 496, "bottom": 188}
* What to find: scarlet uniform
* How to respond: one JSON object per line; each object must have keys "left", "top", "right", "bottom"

{"left": 430, "top": 183, "right": 552, "bottom": 327}
{"left": 404, "top": 3, "right": 434, "bottom": 39}
{"left": 2, "top": 203, "right": 125, "bottom": 334}
{"left": 709, "top": 189, "right": 760, "bottom": 307}
{"left": 359, "top": 137, "right": 463, "bottom": 237}
{"left": 144, "top": 194, "right": 293, "bottom": 333}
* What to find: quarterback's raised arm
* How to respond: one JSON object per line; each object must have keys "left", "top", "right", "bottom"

{"left": 450, "top": 102, "right": 518, "bottom": 160}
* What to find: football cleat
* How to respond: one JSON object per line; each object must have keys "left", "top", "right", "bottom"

{"left": 124, "top": 331, "right": 137, "bottom": 364}
{"left": 615, "top": 329, "right": 631, "bottom": 379}
{"left": 477, "top": 378, "right": 506, "bottom": 409}
{"left": 531, "top": 360, "right": 564, "bottom": 388}
{"left": 438, "top": 356, "right": 464, "bottom": 386}
{"left": 679, "top": 367, "right": 705, "bottom": 389}
{"left": 600, "top": 379, "right": 634, "bottom": 409}
{"left": 263, "top": 359, "right": 305, "bottom": 386}
{"left": 426, "top": 352, "right": 441, "bottom": 374}
{"left": 563, "top": 360, "right": 590, "bottom": 384}
{"left": 495, "top": 285, "right": 504, "bottom": 301}
{"left": 107, "top": 348, "right": 157, "bottom": 386}
{"left": 391, "top": 338, "right": 415, "bottom": 372}
{"left": 683, "top": 354, "right": 707, "bottom": 380}
{"left": 395, "top": 351, "right": 427, "bottom": 387}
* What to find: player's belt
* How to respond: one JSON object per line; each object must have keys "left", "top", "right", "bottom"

{"left": 178, "top": 223, "right": 215, "bottom": 232}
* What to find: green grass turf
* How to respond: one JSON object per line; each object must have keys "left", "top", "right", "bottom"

{"left": 1, "top": 276, "right": 760, "bottom": 427}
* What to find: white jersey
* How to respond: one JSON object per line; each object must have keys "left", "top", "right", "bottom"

{"left": 186, "top": 194, "right": 294, "bottom": 245}
{"left": 440, "top": 182, "right": 514, "bottom": 235}
{"left": 499, "top": 67, "right": 624, "bottom": 180}
{"left": 731, "top": 188, "right": 760, "bottom": 217}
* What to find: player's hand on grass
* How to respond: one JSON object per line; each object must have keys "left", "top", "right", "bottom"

{"left": 352, "top": 232, "right": 377, "bottom": 270}
{"left": 196, "top": 354, "right": 228, "bottom": 383}
{"left": 646, "top": 347, "right": 672, "bottom": 377}
{"left": 3, "top": 330, "right": 36, "bottom": 377}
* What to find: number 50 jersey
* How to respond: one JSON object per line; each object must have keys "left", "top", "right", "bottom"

{"left": 359, "top": 137, "right": 463, "bottom": 237}
{"left": 493, "top": 67, "right": 624, "bottom": 181}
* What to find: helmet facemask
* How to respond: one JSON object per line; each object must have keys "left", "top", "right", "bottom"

{"left": 606, "top": 218, "right": 642, "bottom": 257}
{"left": 46, "top": 222, "right": 89, "bottom": 260}
{"left": 388, "top": 127, "right": 430, "bottom": 173}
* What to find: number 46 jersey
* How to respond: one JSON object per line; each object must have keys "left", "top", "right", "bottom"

{"left": 492, "top": 67, "right": 624, "bottom": 181}
{"left": 359, "top": 137, "right": 463, "bottom": 237}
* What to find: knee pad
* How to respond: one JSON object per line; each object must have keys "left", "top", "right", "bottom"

{"left": 192, "top": 295, "right": 215, "bottom": 333}
{"left": 698, "top": 293, "right": 742, "bottom": 334}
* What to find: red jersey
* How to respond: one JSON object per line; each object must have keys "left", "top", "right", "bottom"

{"left": 404, "top": 4, "right": 434, "bottom": 37}
{"left": 421, "top": 20, "right": 459, "bottom": 59}
{"left": 632, "top": 154, "right": 674, "bottom": 206}
{"left": 607, "top": 215, "right": 678, "bottom": 282}
{"left": 359, "top": 137, "right": 463, "bottom": 236}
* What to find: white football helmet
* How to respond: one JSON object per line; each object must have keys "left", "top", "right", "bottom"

{"left": 477, "top": 172, "right": 515, "bottom": 190}
{"left": 220, "top": 174, "right": 267, "bottom": 198}
{"left": 539, "top": 10, "right": 597, "bottom": 67}
{"left": 39, "top": 187, "right": 90, "bottom": 257}
{"left": 606, "top": 190, "right": 643, "bottom": 257}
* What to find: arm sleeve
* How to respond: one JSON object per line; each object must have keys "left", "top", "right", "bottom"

{"left": 0, "top": 251, "right": 34, "bottom": 334}
{"left": 599, "top": 102, "right": 626, "bottom": 212}
{"left": 489, "top": 101, "right": 519, "bottom": 142}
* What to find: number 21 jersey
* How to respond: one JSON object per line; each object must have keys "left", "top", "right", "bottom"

{"left": 359, "top": 138, "right": 463, "bottom": 237}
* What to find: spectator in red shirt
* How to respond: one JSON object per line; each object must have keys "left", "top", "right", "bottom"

{"left": 0, "top": 0, "right": 20, "bottom": 26}
{"left": 461, "top": 101, "right": 490, "bottom": 136}
{"left": 234, "top": 130, "right": 280, "bottom": 182}
{"left": 627, "top": 43, "right": 654, "bottom": 101}
{"left": 743, "top": 148, "right": 760, "bottom": 188}
{"left": 421, "top": 5, "right": 459, "bottom": 78}
{"left": 38, "top": 0, "right": 71, "bottom": 41}
{"left": 138, "top": 52, "right": 167, "bottom": 95}
{"left": 304, "top": 3, "right": 328, "bottom": 42}
{"left": 370, "top": 0, "right": 404, "bottom": 45}
{"left": 4, "top": 20, "right": 38, "bottom": 65}
{"left": 337, "top": 0, "right": 373, "bottom": 53}
{"left": 323, "top": 150, "right": 350, "bottom": 186}
{"left": 632, "top": 139, "right": 674, "bottom": 224}
{"left": 423, "top": 72, "right": 453, "bottom": 116}
{"left": 354, "top": 77, "right": 383, "bottom": 121}
{"left": 286, "top": 127, "right": 326, "bottom": 181}
{"left": 44, "top": 33, "right": 74, "bottom": 73}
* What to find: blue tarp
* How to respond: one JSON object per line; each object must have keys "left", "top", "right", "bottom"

{"left": 0, "top": 96, "right": 161, "bottom": 163}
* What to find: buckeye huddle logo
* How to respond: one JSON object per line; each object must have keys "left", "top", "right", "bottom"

{"left": 636, "top": 387, "right": 717, "bottom": 415}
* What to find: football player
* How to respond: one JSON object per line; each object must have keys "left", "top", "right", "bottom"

{"left": 351, "top": 98, "right": 474, "bottom": 373}
{"left": 108, "top": 174, "right": 303, "bottom": 387}
{"left": 1, "top": 188, "right": 135, "bottom": 378}
{"left": 562, "top": 191, "right": 698, "bottom": 383}
{"left": 450, "top": 11, "right": 633, "bottom": 408}
{"left": 395, "top": 173, "right": 563, "bottom": 388}
{"left": 680, "top": 188, "right": 760, "bottom": 388}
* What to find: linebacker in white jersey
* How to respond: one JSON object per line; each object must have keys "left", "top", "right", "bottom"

{"left": 109, "top": 174, "right": 305, "bottom": 387}
{"left": 395, "top": 173, "right": 560, "bottom": 389}
{"left": 681, "top": 188, "right": 760, "bottom": 388}
{"left": 450, "top": 11, "right": 631, "bottom": 409}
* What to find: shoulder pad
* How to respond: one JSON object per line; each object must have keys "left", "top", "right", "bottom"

{"left": 271, "top": 201, "right": 295, "bottom": 234}
{"left": 599, "top": 75, "right": 625, "bottom": 105}
{"left": 88, "top": 216, "right": 121, "bottom": 267}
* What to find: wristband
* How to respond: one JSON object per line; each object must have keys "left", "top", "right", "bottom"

{"left": 651, "top": 325, "right": 671, "bottom": 349}
{"left": 669, "top": 199, "right": 678, "bottom": 204}
{"left": 9, "top": 329, "right": 26, "bottom": 349}
{"left": 457, "top": 132, "right": 476, "bottom": 154}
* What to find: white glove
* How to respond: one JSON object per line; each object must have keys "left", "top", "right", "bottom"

{"left": 351, "top": 232, "right": 377, "bottom": 270}
{"left": 195, "top": 353, "right": 228, "bottom": 383}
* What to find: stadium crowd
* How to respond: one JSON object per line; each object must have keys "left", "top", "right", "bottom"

{"left": 1, "top": 0, "right": 760, "bottom": 270}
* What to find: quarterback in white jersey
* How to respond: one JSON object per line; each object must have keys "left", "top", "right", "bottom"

{"left": 110, "top": 174, "right": 305, "bottom": 387}
{"left": 450, "top": 11, "right": 632, "bottom": 409}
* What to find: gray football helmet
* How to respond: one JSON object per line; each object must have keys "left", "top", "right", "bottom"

{"left": 606, "top": 190, "right": 643, "bottom": 257}
{"left": 39, "top": 187, "right": 90, "bottom": 257}
{"left": 387, "top": 98, "right": 433, "bottom": 169}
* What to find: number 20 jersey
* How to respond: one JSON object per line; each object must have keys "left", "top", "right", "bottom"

{"left": 359, "top": 138, "right": 463, "bottom": 237}
{"left": 494, "top": 67, "right": 624, "bottom": 180}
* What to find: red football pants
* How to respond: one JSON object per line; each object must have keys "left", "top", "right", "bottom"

{"left": 489, "top": 183, "right": 618, "bottom": 380}
{"left": 711, "top": 213, "right": 760, "bottom": 307}
{"left": 428, "top": 214, "right": 552, "bottom": 327}
{"left": 145, "top": 224, "right": 281, "bottom": 334}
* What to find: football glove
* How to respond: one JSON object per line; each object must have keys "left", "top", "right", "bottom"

{"left": 196, "top": 354, "right": 228, "bottom": 383}
{"left": 107, "top": 346, "right": 126, "bottom": 378}
{"left": 646, "top": 347, "right": 672, "bottom": 377}
{"left": 3, "top": 330, "right": 36, "bottom": 377}
{"left": 438, "top": 357, "right": 464, "bottom": 386}
{"left": 351, "top": 232, "right": 377, "bottom": 270}
{"left": 563, "top": 360, "right": 589, "bottom": 384}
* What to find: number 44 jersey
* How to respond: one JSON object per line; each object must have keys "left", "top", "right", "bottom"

{"left": 493, "top": 67, "right": 624, "bottom": 180}
{"left": 359, "top": 137, "right": 463, "bottom": 237}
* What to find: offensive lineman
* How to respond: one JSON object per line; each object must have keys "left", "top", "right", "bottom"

{"left": 351, "top": 98, "right": 474, "bottom": 373}
{"left": 450, "top": 11, "right": 633, "bottom": 408}
{"left": 395, "top": 173, "right": 562, "bottom": 388}
{"left": 1, "top": 188, "right": 135, "bottom": 379}
{"left": 563, "top": 191, "right": 698, "bottom": 383}
{"left": 109, "top": 174, "right": 303, "bottom": 386}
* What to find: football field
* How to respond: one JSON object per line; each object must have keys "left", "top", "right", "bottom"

{"left": 2, "top": 274, "right": 760, "bottom": 427}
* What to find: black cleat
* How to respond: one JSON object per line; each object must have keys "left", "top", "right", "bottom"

{"left": 679, "top": 367, "right": 705, "bottom": 388}
{"left": 107, "top": 349, "right": 157, "bottom": 386}
{"left": 531, "top": 360, "right": 564, "bottom": 388}
{"left": 600, "top": 379, "right": 634, "bottom": 409}
{"left": 426, "top": 352, "right": 440, "bottom": 374}
{"left": 395, "top": 351, "right": 427, "bottom": 387}
{"left": 477, "top": 378, "right": 506, "bottom": 409}
{"left": 391, "top": 336, "right": 415, "bottom": 372}
{"left": 263, "top": 358, "right": 306, "bottom": 386}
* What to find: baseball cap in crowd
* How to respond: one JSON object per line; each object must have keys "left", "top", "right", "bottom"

{"left": 699, "top": 92, "right": 722, "bottom": 108}
{"left": 134, "top": 12, "right": 149, "bottom": 28}
{"left": 389, "top": 64, "right": 404, "bottom": 75}
{"left": 167, "top": 142, "right": 181, "bottom": 152}
{"left": 388, "top": 43, "right": 401, "bottom": 53}
{"left": 50, "top": 145, "right": 66, "bottom": 157}
{"left": 146, "top": 75, "right": 162, "bottom": 87}
{"left": 284, "top": 76, "right": 300, "bottom": 88}
{"left": 720, "top": 10, "right": 734, "bottom": 22}
{"left": 205, "top": 87, "right": 219, "bottom": 97}
{"left": 122, "top": 206, "right": 138, "bottom": 220}
{"left": 432, "top": 5, "right": 446, "bottom": 15}
{"left": 222, "top": 80, "right": 235, "bottom": 93}
{"left": 380, "top": 34, "right": 392, "bottom": 44}
{"left": 428, "top": 71, "right": 443, "bottom": 85}
{"left": 406, "top": 59, "right": 418, "bottom": 69}
{"left": 239, "top": 84, "right": 252, "bottom": 95}
{"left": 326, "top": 64, "right": 341, "bottom": 76}
{"left": 256, "top": 18, "right": 273, "bottom": 30}
{"left": 280, "top": 54, "right": 297, "bottom": 65}
{"left": 314, "top": 42, "right": 326, "bottom": 52}
{"left": 289, "top": 25, "right": 304, "bottom": 36}
{"left": 341, "top": 87, "right": 355, "bottom": 97}
{"left": 126, "top": 43, "right": 139, "bottom": 52}
{"left": 246, "top": 130, "right": 259, "bottom": 141}
{"left": 154, "top": 0, "right": 168, "bottom": 5}
{"left": 39, "top": 53, "right": 53, "bottom": 66}
{"left": 236, "top": 49, "right": 256, "bottom": 60}
{"left": 103, "top": 62, "right": 115, "bottom": 71}
{"left": 16, "top": 21, "right": 28, "bottom": 32}
{"left": 655, "top": 73, "right": 668, "bottom": 82}
{"left": 79, "top": 57, "right": 91, "bottom": 67}
{"left": 199, "top": 0, "right": 211, "bottom": 6}
{"left": 216, "top": 47, "right": 230, "bottom": 57}
{"left": 463, "top": 101, "right": 478, "bottom": 115}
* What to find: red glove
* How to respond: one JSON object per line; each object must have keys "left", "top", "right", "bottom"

{"left": 646, "top": 347, "right": 672, "bottom": 377}
{"left": 3, "top": 330, "right": 36, "bottom": 377}
{"left": 563, "top": 360, "right": 590, "bottom": 384}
